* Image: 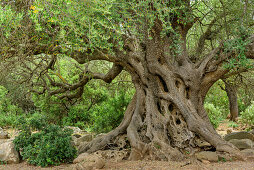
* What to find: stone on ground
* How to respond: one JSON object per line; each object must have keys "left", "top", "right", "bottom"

{"left": 229, "top": 139, "right": 254, "bottom": 150}
{"left": 0, "top": 140, "right": 19, "bottom": 164}
{"left": 240, "top": 149, "right": 254, "bottom": 157}
{"left": 195, "top": 151, "right": 218, "bottom": 162}
{"left": 224, "top": 131, "right": 254, "bottom": 141}
{"left": 76, "top": 134, "right": 93, "bottom": 146}
{"left": 0, "top": 128, "right": 9, "bottom": 139}
{"left": 73, "top": 152, "right": 105, "bottom": 169}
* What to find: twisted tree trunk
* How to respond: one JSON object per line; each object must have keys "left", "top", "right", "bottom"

{"left": 78, "top": 36, "right": 242, "bottom": 161}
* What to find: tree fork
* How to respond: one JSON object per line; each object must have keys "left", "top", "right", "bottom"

{"left": 78, "top": 67, "right": 244, "bottom": 161}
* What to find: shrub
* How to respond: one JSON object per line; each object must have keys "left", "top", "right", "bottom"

{"left": 204, "top": 103, "right": 223, "bottom": 129}
{"left": 240, "top": 101, "right": 254, "bottom": 127}
{"left": 205, "top": 81, "right": 229, "bottom": 117}
{"left": 31, "top": 93, "right": 67, "bottom": 124}
{"left": 13, "top": 115, "right": 77, "bottom": 167}
{"left": 61, "top": 104, "right": 91, "bottom": 129}
{"left": 89, "top": 90, "right": 131, "bottom": 133}
{"left": 0, "top": 85, "right": 24, "bottom": 127}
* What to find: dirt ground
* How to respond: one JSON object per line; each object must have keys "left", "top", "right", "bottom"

{"left": 0, "top": 160, "right": 254, "bottom": 170}
{"left": 1, "top": 120, "right": 253, "bottom": 170}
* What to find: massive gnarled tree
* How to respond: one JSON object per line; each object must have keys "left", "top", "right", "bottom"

{"left": 1, "top": 0, "right": 254, "bottom": 160}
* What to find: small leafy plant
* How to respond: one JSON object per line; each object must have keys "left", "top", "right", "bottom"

{"left": 13, "top": 114, "right": 77, "bottom": 167}
{"left": 228, "top": 121, "right": 239, "bottom": 128}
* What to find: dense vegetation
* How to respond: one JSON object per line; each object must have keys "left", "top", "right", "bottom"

{"left": 0, "top": 77, "right": 253, "bottom": 131}
{"left": 14, "top": 114, "right": 77, "bottom": 167}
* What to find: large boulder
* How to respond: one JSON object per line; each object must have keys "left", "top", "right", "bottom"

{"left": 0, "top": 128, "right": 8, "bottom": 139}
{"left": 224, "top": 131, "right": 254, "bottom": 141}
{"left": 195, "top": 151, "right": 218, "bottom": 162}
{"left": 241, "top": 149, "right": 254, "bottom": 157}
{"left": 75, "top": 134, "right": 93, "bottom": 146}
{"left": 229, "top": 139, "right": 254, "bottom": 150}
{"left": 73, "top": 153, "right": 105, "bottom": 170}
{"left": 0, "top": 140, "right": 20, "bottom": 164}
{"left": 241, "top": 149, "right": 254, "bottom": 161}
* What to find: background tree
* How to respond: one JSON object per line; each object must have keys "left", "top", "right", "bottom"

{"left": 1, "top": 0, "right": 254, "bottom": 161}
{"left": 221, "top": 79, "right": 239, "bottom": 121}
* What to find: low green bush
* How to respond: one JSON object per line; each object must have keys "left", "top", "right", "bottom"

{"left": 204, "top": 103, "right": 224, "bottom": 129}
{"left": 13, "top": 114, "right": 77, "bottom": 167}
{"left": 240, "top": 101, "right": 254, "bottom": 127}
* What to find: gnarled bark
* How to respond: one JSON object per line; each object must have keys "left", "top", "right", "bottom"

{"left": 78, "top": 35, "right": 244, "bottom": 161}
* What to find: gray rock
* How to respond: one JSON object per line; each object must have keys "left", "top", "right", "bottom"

{"left": 217, "top": 153, "right": 232, "bottom": 162}
{"left": 195, "top": 151, "right": 218, "bottom": 162}
{"left": 73, "top": 153, "right": 105, "bottom": 169}
{"left": 0, "top": 139, "right": 9, "bottom": 145}
{"left": 229, "top": 139, "right": 253, "bottom": 150}
{"left": 76, "top": 134, "right": 93, "bottom": 146}
{"left": 71, "top": 136, "right": 77, "bottom": 147}
{"left": 74, "top": 163, "right": 89, "bottom": 170}
{"left": 249, "top": 129, "right": 254, "bottom": 135}
{"left": 240, "top": 149, "right": 254, "bottom": 157}
{"left": 65, "top": 126, "right": 82, "bottom": 134}
{"left": 0, "top": 140, "right": 19, "bottom": 164}
{"left": 224, "top": 131, "right": 254, "bottom": 141}
{"left": 0, "top": 128, "right": 8, "bottom": 139}
{"left": 95, "top": 158, "right": 105, "bottom": 169}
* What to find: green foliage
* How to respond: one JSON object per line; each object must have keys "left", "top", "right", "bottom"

{"left": 32, "top": 93, "right": 67, "bottom": 124}
{"left": 30, "top": 80, "right": 133, "bottom": 133}
{"left": 22, "top": 0, "right": 194, "bottom": 55}
{"left": 240, "top": 101, "right": 254, "bottom": 127}
{"left": 224, "top": 26, "right": 252, "bottom": 69}
{"left": 204, "top": 103, "right": 223, "bottom": 129}
{"left": 0, "top": 5, "right": 23, "bottom": 38}
{"left": 89, "top": 89, "right": 132, "bottom": 133}
{"left": 61, "top": 104, "right": 91, "bottom": 129}
{"left": 0, "top": 86, "right": 24, "bottom": 127}
{"left": 205, "top": 81, "right": 229, "bottom": 117}
{"left": 13, "top": 114, "right": 77, "bottom": 167}
{"left": 228, "top": 121, "right": 239, "bottom": 128}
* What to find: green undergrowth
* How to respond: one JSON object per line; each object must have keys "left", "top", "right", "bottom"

{"left": 13, "top": 114, "right": 77, "bottom": 167}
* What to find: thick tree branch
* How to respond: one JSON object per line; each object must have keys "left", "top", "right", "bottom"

{"left": 196, "top": 17, "right": 219, "bottom": 56}
{"left": 32, "top": 63, "right": 123, "bottom": 100}
{"left": 68, "top": 49, "right": 113, "bottom": 64}
{"left": 91, "top": 64, "right": 123, "bottom": 83}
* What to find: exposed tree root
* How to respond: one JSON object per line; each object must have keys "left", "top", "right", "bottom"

{"left": 78, "top": 81, "right": 244, "bottom": 162}
{"left": 78, "top": 93, "right": 137, "bottom": 154}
